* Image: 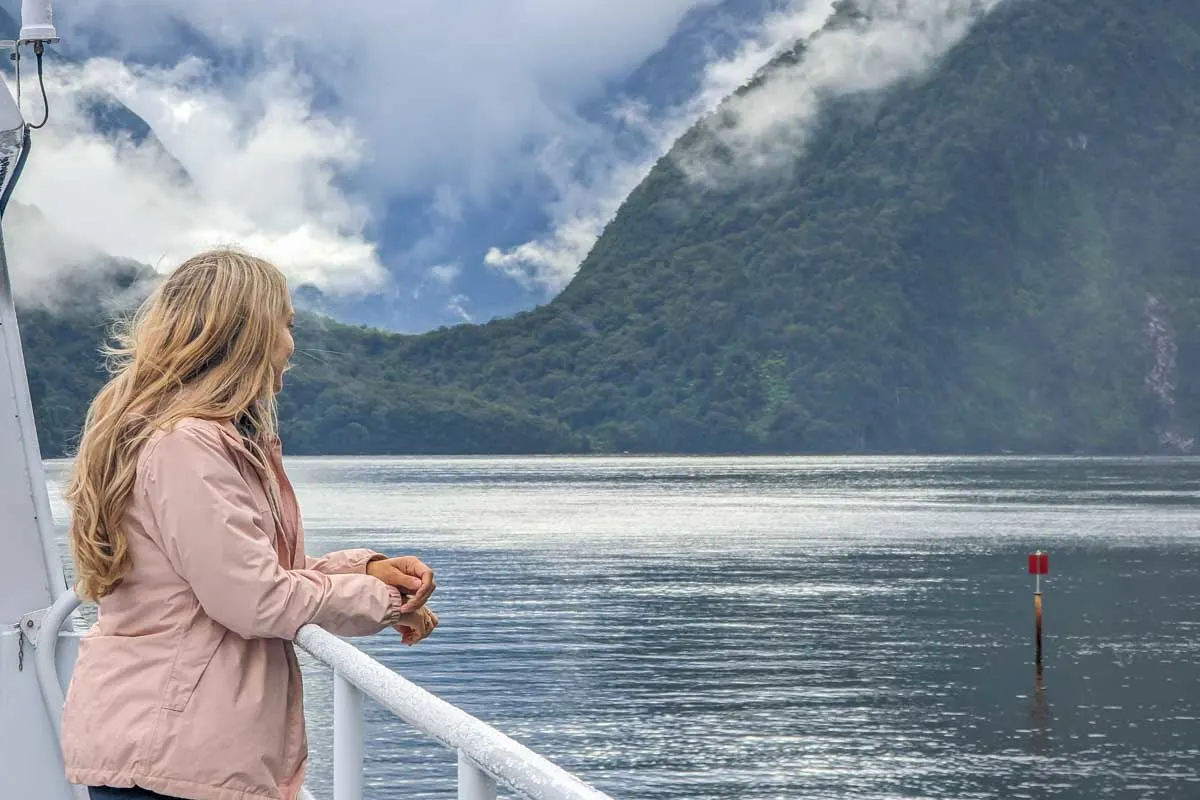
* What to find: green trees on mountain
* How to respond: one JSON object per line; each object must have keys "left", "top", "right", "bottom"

{"left": 18, "top": 0, "right": 1200, "bottom": 456}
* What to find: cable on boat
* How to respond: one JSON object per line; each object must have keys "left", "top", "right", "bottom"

{"left": 13, "top": 40, "right": 50, "bottom": 129}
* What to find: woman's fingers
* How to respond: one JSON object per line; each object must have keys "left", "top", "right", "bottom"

{"left": 397, "top": 558, "right": 436, "bottom": 612}
{"left": 383, "top": 565, "right": 424, "bottom": 594}
{"left": 392, "top": 607, "right": 438, "bottom": 646}
{"left": 368, "top": 556, "right": 437, "bottom": 609}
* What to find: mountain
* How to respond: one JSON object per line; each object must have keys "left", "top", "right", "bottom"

{"left": 365, "top": 0, "right": 1200, "bottom": 454}
{"left": 19, "top": 0, "right": 1200, "bottom": 456}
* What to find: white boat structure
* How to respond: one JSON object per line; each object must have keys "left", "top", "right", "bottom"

{"left": 0, "top": 4, "right": 615, "bottom": 798}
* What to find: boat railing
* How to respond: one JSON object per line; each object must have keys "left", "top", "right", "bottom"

{"left": 33, "top": 588, "right": 614, "bottom": 800}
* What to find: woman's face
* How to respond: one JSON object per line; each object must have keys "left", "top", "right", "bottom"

{"left": 272, "top": 300, "right": 295, "bottom": 394}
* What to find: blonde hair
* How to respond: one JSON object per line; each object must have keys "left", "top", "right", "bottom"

{"left": 65, "top": 248, "right": 292, "bottom": 601}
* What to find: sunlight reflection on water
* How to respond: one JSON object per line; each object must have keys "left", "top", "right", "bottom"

{"left": 44, "top": 455, "right": 1200, "bottom": 799}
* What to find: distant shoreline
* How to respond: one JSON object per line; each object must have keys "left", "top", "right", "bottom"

{"left": 42, "top": 450, "right": 1200, "bottom": 463}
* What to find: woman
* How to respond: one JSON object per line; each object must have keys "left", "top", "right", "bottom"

{"left": 59, "top": 249, "right": 438, "bottom": 800}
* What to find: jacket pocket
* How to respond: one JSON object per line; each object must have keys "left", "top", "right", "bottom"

{"left": 162, "top": 620, "right": 227, "bottom": 712}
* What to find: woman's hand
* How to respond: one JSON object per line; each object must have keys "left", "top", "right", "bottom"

{"left": 393, "top": 606, "right": 439, "bottom": 646}
{"left": 367, "top": 555, "right": 436, "bottom": 612}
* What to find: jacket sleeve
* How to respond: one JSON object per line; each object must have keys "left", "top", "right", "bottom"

{"left": 144, "top": 425, "right": 405, "bottom": 640}
{"left": 306, "top": 549, "right": 382, "bottom": 575}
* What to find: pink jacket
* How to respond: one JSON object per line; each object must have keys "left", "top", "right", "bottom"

{"left": 60, "top": 418, "right": 405, "bottom": 800}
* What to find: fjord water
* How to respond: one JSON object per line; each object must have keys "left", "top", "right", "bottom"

{"left": 46, "top": 456, "right": 1200, "bottom": 799}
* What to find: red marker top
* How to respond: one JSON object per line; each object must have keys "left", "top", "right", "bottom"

{"left": 1028, "top": 551, "right": 1049, "bottom": 575}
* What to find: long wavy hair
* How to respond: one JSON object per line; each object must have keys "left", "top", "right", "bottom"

{"left": 65, "top": 248, "right": 291, "bottom": 601}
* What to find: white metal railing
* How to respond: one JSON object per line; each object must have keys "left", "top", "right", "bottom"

{"left": 294, "top": 624, "right": 614, "bottom": 800}
{"left": 32, "top": 585, "right": 82, "bottom": 737}
{"left": 33, "top": 589, "right": 613, "bottom": 800}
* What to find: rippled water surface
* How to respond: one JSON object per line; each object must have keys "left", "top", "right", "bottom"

{"left": 46, "top": 456, "right": 1200, "bottom": 799}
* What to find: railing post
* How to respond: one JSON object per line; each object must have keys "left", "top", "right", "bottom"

{"left": 458, "top": 750, "right": 498, "bottom": 800}
{"left": 333, "top": 671, "right": 364, "bottom": 800}
{"left": 297, "top": 624, "right": 613, "bottom": 800}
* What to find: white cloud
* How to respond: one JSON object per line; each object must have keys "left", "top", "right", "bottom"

{"left": 447, "top": 294, "right": 473, "bottom": 323}
{"left": 5, "top": 56, "right": 385, "bottom": 298}
{"left": 684, "top": 0, "right": 1006, "bottom": 180}
{"left": 427, "top": 263, "right": 461, "bottom": 286}
{"left": 63, "top": 0, "right": 719, "bottom": 204}
{"left": 485, "top": 210, "right": 617, "bottom": 293}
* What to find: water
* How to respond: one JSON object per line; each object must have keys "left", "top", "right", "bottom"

{"left": 45, "top": 456, "right": 1200, "bottom": 799}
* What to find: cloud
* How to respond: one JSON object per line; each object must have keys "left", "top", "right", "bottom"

{"left": 427, "top": 263, "right": 461, "bottom": 287}
{"left": 484, "top": 207, "right": 620, "bottom": 293}
{"left": 483, "top": 0, "right": 838, "bottom": 293}
{"left": 447, "top": 294, "right": 473, "bottom": 323}
{"left": 6, "top": 55, "right": 385, "bottom": 300}
{"left": 684, "top": 0, "right": 1007, "bottom": 180}
{"left": 21, "top": 0, "right": 727, "bottom": 322}
{"left": 62, "top": 0, "right": 719, "bottom": 204}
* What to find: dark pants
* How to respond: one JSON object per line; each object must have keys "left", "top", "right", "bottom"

{"left": 88, "top": 788, "right": 181, "bottom": 799}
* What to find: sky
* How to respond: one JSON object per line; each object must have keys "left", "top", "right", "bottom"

{"left": 5, "top": 0, "right": 725, "bottom": 304}
{"left": 0, "top": 0, "right": 1006, "bottom": 322}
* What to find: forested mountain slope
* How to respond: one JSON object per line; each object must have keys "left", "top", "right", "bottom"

{"left": 384, "top": 0, "right": 1200, "bottom": 454}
